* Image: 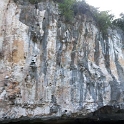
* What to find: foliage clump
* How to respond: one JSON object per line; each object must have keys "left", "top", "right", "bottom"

{"left": 94, "top": 11, "right": 114, "bottom": 37}
{"left": 112, "top": 13, "right": 124, "bottom": 32}
{"left": 57, "top": 0, "right": 76, "bottom": 22}
{"left": 57, "top": 0, "right": 114, "bottom": 38}
{"left": 14, "top": 0, "right": 124, "bottom": 37}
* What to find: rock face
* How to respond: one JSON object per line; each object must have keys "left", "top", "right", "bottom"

{"left": 0, "top": 0, "right": 124, "bottom": 122}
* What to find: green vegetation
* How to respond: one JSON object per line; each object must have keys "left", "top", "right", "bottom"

{"left": 94, "top": 11, "right": 114, "bottom": 37}
{"left": 30, "top": 0, "right": 124, "bottom": 38}
{"left": 57, "top": 0, "right": 76, "bottom": 22}
{"left": 112, "top": 13, "right": 124, "bottom": 32}
{"left": 57, "top": 0, "right": 124, "bottom": 36}
{"left": 14, "top": 0, "right": 124, "bottom": 37}
{"left": 57, "top": 0, "right": 115, "bottom": 38}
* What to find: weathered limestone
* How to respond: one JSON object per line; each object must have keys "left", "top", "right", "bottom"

{"left": 0, "top": 0, "right": 124, "bottom": 122}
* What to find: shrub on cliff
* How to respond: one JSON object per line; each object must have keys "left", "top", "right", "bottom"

{"left": 57, "top": 0, "right": 76, "bottom": 22}
{"left": 73, "top": 1, "right": 114, "bottom": 38}
{"left": 113, "top": 13, "right": 124, "bottom": 32}
{"left": 95, "top": 11, "right": 114, "bottom": 38}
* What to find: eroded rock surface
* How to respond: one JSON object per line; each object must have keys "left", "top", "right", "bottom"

{"left": 0, "top": 0, "right": 124, "bottom": 123}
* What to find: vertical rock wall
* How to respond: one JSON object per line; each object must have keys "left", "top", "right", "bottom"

{"left": 0, "top": 0, "right": 124, "bottom": 121}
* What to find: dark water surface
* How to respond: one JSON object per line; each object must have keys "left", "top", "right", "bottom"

{"left": 4, "top": 119, "right": 124, "bottom": 124}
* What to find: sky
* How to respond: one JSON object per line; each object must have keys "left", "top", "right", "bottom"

{"left": 86, "top": 0, "right": 124, "bottom": 18}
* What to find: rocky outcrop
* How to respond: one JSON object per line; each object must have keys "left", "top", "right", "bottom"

{"left": 0, "top": 0, "right": 124, "bottom": 123}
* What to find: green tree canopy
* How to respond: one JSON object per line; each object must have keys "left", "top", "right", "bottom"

{"left": 94, "top": 11, "right": 114, "bottom": 37}
{"left": 113, "top": 13, "right": 124, "bottom": 32}
{"left": 58, "top": 0, "right": 76, "bottom": 22}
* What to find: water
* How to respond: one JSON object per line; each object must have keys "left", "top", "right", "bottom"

{"left": 3, "top": 119, "right": 124, "bottom": 124}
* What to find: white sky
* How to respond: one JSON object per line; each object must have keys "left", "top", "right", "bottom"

{"left": 86, "top": 0, "right": 124, "bottom": 18}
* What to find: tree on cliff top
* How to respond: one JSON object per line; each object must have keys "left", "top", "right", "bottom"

{"left": 95, "top": 11, "right": 114, "bottom": 38}
{"left": 113, "top": 13, "right": 124, "bottom": 32}
{"left": 58, "top": 0, "right": 76, "bottom": 22}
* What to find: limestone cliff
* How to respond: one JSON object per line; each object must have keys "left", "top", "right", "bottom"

{"left": 0, "top": 0, "right": 124, "bottom": 123}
